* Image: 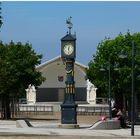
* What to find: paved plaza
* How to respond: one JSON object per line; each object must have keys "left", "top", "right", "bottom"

{"left": 0, "top": 119, "right": 140, "bottom": 139}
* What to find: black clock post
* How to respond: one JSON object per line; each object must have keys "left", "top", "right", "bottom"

{"left": 60, "top": 17, "right": 79, "bottom": 128}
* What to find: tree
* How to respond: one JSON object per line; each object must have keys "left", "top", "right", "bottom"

{"left": 0, "top": 41, "right": 45, "bottom": 119}
{"left": 87, "top": 31, "right": 140, "bottom": 112}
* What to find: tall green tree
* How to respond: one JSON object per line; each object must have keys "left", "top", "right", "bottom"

{"left": 0, "top": 41, "right": 45, "bottom": 119}
{"left": 87, "top": 31, "right": 140, "bottom": 111}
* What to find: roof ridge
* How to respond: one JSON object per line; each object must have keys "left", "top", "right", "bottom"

{"left": 36, "top": 56, "right": 87, "bottom": 69}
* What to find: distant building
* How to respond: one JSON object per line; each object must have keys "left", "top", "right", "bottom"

{"left": 36, "top": 56, "right": 97, "bottom": 104}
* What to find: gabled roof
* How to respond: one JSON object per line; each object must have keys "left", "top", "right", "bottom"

{"left": 61, "top": 33, "right": 76, "bottom": 41}
{"left": 36, "top": 56, "right": 87, "bottom": 71}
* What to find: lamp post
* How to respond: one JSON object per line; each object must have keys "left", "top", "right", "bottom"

{"left": 0, "top": 2, "right": 3, "bottom": 29}
{"left": 119, "top": 41, "right": 135, "bottom": 136}
{"left": 100, "top": 58, "right": 117, "bottom": 119}
{"left": 108, "top": 58, "right": 112, "bottom": 120}
{"left": 131, "top": 41, "right": 135, "bottom": 136}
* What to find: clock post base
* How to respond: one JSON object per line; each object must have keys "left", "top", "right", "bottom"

{"left": 61, "top": 103, "right": 77, "bottom": 124}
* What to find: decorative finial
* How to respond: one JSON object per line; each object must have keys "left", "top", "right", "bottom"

{"left": 74, "top": 31, "right": 76, "bottom": 37}
{"left": 66, "top": 16, "right": 73, "bottom": 34}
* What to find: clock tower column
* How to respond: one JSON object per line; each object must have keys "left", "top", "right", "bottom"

{"left": 60, "top": 17, "right": 79, "bottom": 127}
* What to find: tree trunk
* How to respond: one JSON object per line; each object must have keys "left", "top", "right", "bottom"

{"left": 115, "top": 91, "right": 123, "bottom": 110}
{"left": 1, "top": 94, "right": 11, "bottom": 119}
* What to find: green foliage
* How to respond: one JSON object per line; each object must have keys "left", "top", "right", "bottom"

{"left": 0, "top": 41, "right": 45, "bottom": 97}
{"left": 87, "top": 31, "right": 140, "bottom": 98}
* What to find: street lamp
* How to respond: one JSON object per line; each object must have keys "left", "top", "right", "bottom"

{"left": 100, "top": 58, "right": 118, "bottom": 120}
{"left": 119, "top": 41, "right": 135, "bottom": 136}
{"left": 131, "top": 42, "right": 135, "bottom": 136}
{"left": 0, "top": 2, "right": 3, "bottom": 29}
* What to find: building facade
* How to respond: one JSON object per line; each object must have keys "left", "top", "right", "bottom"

{"left": 36, "top": 56, "right": 90, "bottom": 103}
{"left": 36, "top": 56, "right": 87, "bottom": 102}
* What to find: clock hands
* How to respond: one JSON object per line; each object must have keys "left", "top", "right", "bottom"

{"left": 68, "top": 46, "right": 70, "bottom": 52}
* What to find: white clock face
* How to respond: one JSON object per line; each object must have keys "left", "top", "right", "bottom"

{"left": 63, "top": 44, "right": 74, "bottom": 55}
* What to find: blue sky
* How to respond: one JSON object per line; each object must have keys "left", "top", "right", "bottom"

{"left": 1, "top": 1, "right": 140, "bottom": 65}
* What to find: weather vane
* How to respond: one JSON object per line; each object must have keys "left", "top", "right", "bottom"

{"left": 66, "top": 16, "right": 73, "bottom": 34}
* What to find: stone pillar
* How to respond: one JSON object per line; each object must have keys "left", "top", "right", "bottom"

{"left": 87, "top": 79, "right": 97, "bottom": 105}
{"left": 26, "top": 84, "right": 36, "bottom": 105}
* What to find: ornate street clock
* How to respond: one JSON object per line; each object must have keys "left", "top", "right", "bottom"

{"left": 60, "top": 17, "right": 78, "bottom": 127}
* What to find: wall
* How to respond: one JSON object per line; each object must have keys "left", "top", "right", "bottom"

{"left": 38, "top": 58, "right": 87, "bottom": 88}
